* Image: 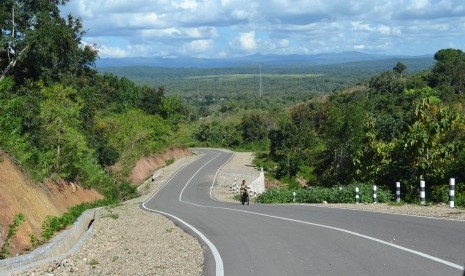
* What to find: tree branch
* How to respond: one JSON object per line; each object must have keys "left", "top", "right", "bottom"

{"left": 0, "top": 45, "right": 29, "bottom": 81}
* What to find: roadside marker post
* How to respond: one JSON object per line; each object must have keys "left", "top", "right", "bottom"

{"left": 373, "top": 185, "right": 377, "bottom": 204}
{"left": 420, "top": 180, "right": 426, "bottom": 205}
{"left": 293, "top": 191, "right": 296, "bottom": 203}
{"left": 231, "top": 177, "right": 238, "bottom": 193}
{"left": 355, "top": 187, "right": 359, "bottom": 204}
{"left": 396, "top": 182, "right": 401, "bottom": 203}
{"left": 449, "top": 178, "right": 455, "bottom": 208}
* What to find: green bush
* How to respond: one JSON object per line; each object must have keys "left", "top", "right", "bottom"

{"left": 0, "top": 213, "right": 25, "bottom": 259}
{"left": 40, "top": 199, "right": 114, "bottom": 242}
{"left": 430, "top": 184, "right": 449, "bottom": 203}
{"left": 257, "top": 183, "right": 393, "bottom": 204}
{"left": 456, "top": 193, "right": 465, "bottom": 208}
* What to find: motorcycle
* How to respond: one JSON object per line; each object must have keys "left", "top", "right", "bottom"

{"left": 241, "top": 189, "right": 249, "bottom": 205}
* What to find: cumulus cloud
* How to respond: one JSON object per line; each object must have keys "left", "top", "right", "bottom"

{"left": 184, "top": 39, "right": 214, "bottom": 53}
{"left": 60, "top": 0, "right": 465, "bottom": 58}
{"left": 377, "top": 25, "right": 391, "bottom": 35}
{"left": 238, "top": 32, "right": 258, "bottom": 51}
{"left": 97, "top": 45, "right": 130, "bottom": 58}
{"left": 172, "top": 0, "right": 199, "bottom": 10}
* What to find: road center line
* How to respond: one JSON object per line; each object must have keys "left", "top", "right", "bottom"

{"left": 146, "top": 149, "right": 464, "bottom": 274}
{"left": 184, "top": 149, "right": 464, "bottom": 272}
{"left": 186, "top": 202, "right": 464, "bottom": 271}
{"left": 141, "top": 150, "right": 225, "bottom": 276}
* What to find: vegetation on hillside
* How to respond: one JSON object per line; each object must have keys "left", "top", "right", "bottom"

{"left": 192, "top": 51, "right": 465, "bottom": 206}
{"left": 0, "top": 1, "right": 191, "bottom": 201}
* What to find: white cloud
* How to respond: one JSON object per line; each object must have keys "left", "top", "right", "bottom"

{"left": 184, "top": 40, "right": 214, "bottom": 52}
{"left": 409, "top": 0, "right": 430, "bottom": 10}
{"left": 351, "top": 21, "right": 374, "bottom": 32}
{"left": 60, "top": 0, "right": 465, "bottom": 58}
{"left": 98, "top": 45, "right": 130, "bottom": 58}
{"left": 231, "top": 9, "right": 250, "bottom": 20}
{"left": 278, "top": 39, "right": 289, "bottom": 47}
{"left": 172, "top": 0, "right": 199, "bottom": 10}
{"left": 377, "top": 25, "right": 391, "bottom": 35}
{"left": 238, "top": 32, "right": 257, "bottom": 51}
{"left": 140, "top": 27, "right": 216, "bottom": 41}
{"left": 217, "top": 50, "right": 228, "bottom": 57}
{"left": 221, "top": 0, "right": 234, "bottom": 7}
{"left": 392, "top": 27, "right": 402, "bottom": 36}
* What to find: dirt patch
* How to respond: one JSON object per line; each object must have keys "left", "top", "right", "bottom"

{"left": 130, "top": 148, "right": 191, "bottom": 185}
{"left": 108, "top": 148, "right": 192, "bottom": 186}
{"left": 212, "top": 151, "right": 261, "bottom": 203}
{"left": 0, "top": 153, "right": 103, "bottom": 256}
{"left": 0, "top": 147, "right": 192, "bottom": 257}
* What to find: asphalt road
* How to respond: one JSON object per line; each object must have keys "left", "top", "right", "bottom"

{"left": 141, "top": 148, "right": 465, "bottom": 276}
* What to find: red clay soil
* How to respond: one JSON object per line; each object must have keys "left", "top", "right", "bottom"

{"left": 0, "top": 147, "right": 191, "bottom": 256}
{"left": 0, "top": 153, "right": 103, "bottom": 256}
{"left": 129, "top": 148, "right": 191, "bottom": 185}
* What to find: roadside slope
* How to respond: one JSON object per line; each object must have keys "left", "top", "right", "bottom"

{"left": 0, "top": 152, "right": 103, "bottom": 256}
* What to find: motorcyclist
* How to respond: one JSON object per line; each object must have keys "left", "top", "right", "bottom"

{"left": 240, "top": 179, "right": 249, "bottom": 205}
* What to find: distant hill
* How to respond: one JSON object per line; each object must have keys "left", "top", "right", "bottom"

{"left": 96, "top": 52, "right": 433, "bottom": 68}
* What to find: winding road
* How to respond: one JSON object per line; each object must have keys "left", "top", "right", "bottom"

{"left": 141, "top": 148, "right": 465, "bottom": 276}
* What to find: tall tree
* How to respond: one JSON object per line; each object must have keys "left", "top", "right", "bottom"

{"left": 401, "top": 96, "right": 460, "bottom": 183}
{"left": 393, "top": 62, "right": 406, "bottom": 79}
{"left": 39, "top": 84, "right": 87, "bottom": 178}
{"left": 241, "top": 112, "right": 271, "bottom": 143}
{"left": 139, "top": 86, "right": 165, "bottom": 115}
{"left": 0, "top": 0, "right": 97, "bottom": 83}
{"left": 369, "top": 71, "right": 405, "bottom": 94}
{"left": 430, "top": 48, "right": 465, "bottom": 93}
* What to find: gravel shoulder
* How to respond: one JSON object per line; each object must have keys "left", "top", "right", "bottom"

{"left": 16, "top": 154, "right": 204, "bottom": 276}
{"left": 15, "top": 149, "right": 465, "bottom": 275}
{"left": 211, "top": 151, "right": 261, "bottom": 203}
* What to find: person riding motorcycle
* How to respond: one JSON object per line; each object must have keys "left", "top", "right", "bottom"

{"left": 240, "top": 179, "right": 249, "bottom": 205}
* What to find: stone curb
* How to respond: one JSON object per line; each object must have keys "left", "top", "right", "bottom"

{"left": 0, "top": 209, "right": 97, "bottom": 275}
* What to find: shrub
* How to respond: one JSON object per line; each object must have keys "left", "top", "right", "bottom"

{"left": 257, "top": 183, "right": 393, "bottom": 204}
{"left": 456, "top": 193, "right": 465, "bottom": 208}
{"left": 29, "top": 233, "right": 41, "bottom": 249}
{"left": 0, "top": 213, "right": 25, "bottom": 259}
{"left": 430, "top": 184, "right": 449, "bottom": 203}
{"left": 40, "top": 199, "right": 114, "bottom": 242}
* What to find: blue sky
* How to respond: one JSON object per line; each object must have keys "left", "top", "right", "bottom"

{"left": 60, "top": 0, "right": 465, "bottom": 58}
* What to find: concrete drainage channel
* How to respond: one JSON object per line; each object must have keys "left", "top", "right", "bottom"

{"left": 0, "top": 209, "right": 98, "bottom": 275}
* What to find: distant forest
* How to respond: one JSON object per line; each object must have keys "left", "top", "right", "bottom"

{"left": 98, "top": 57, "right": 434, "bottom": 103}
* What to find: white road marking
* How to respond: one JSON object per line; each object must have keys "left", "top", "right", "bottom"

{"left": 141, "top": 206, "right": 224, "bottom": 276}
{"left": 145, "top": 149, "right": 465, "bottom": 274}
{"left": 141, "top": 150, "right": 225, "bottom": 276}
{"left": 209, "top": 151, "right": 235, "bottom": 200}
{"left": 179, "top": 151, "right": 221, "bottom": 202}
